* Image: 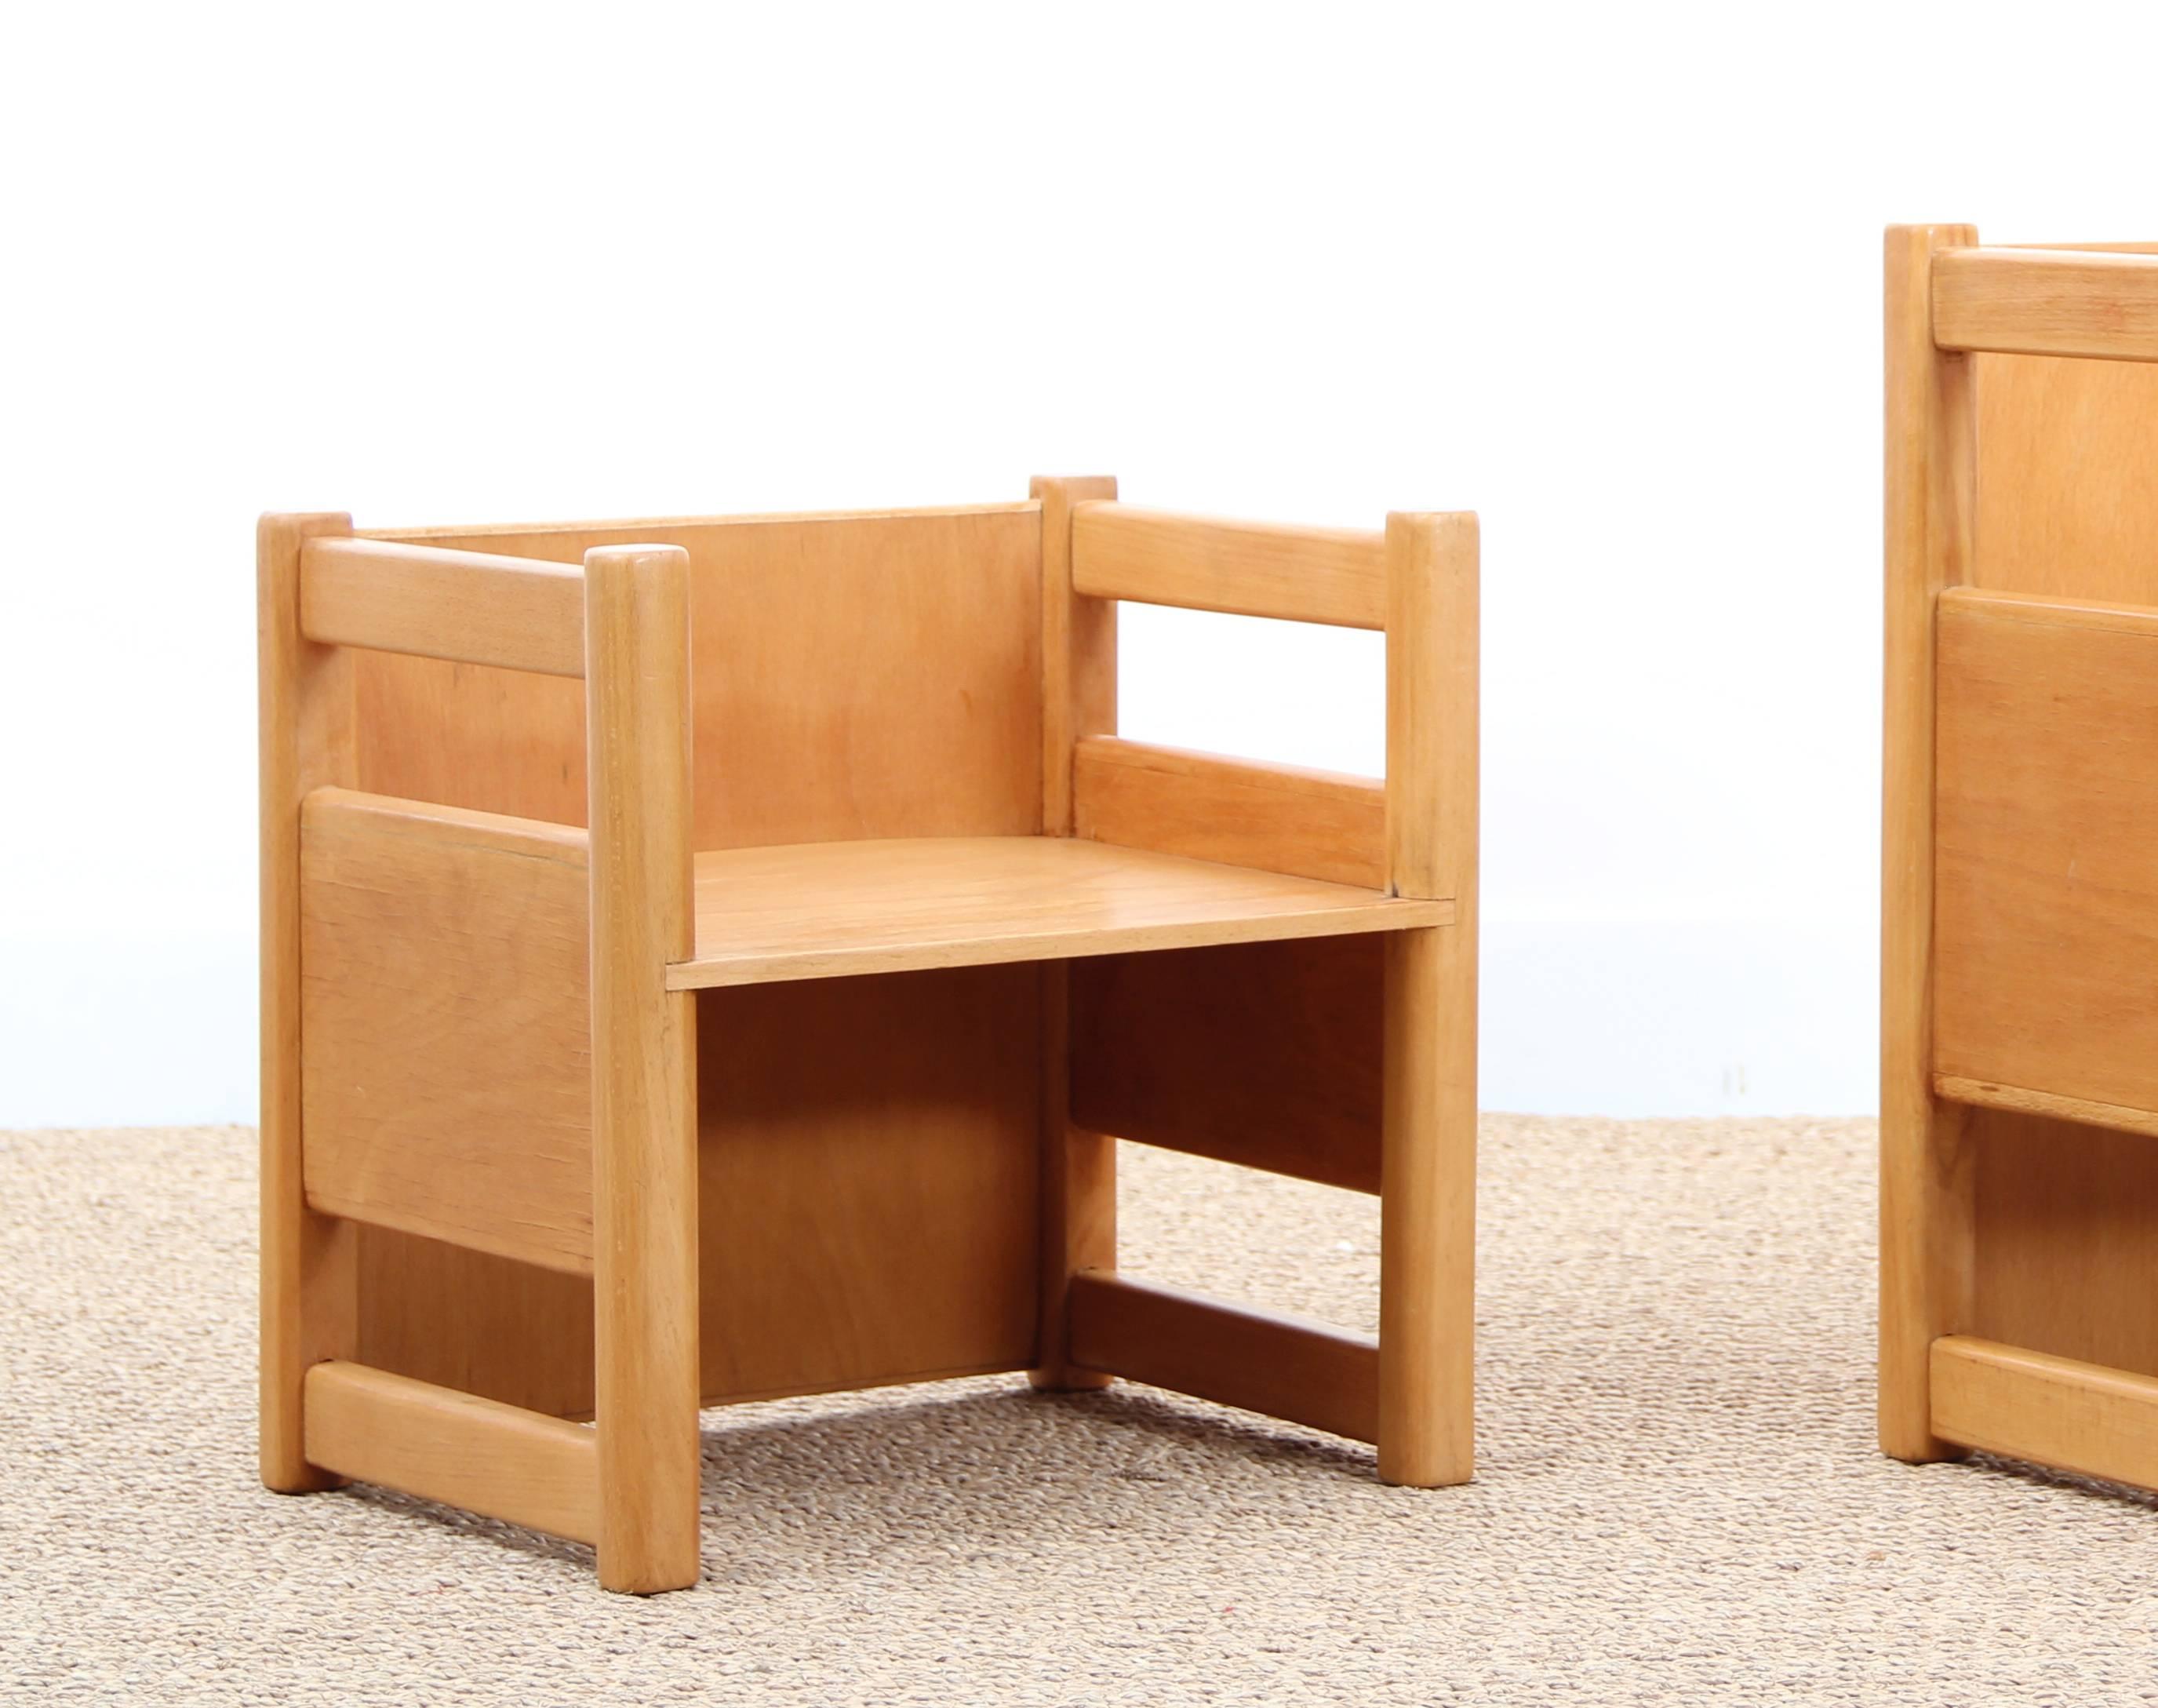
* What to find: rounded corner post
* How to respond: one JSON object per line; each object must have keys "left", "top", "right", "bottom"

{"left": 1031, "top": 475, "right": 1122, "bottom": 1394}
{"left": 1880, "top": 223, "right": 1980, "bottom": 1464}
{"left": 258, "top": 510, "right": 358, "bottom": 1493}
{"left": 1378, "top": 507, "right": 1477, "bottom": 1487}
{"left": 584, "top": 541, "right": 704, "bottom": 1592}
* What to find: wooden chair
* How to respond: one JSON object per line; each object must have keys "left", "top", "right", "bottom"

{"left": 1883, "top": 228, "right": 2158, "bottom": 1491}
{"left": 260, "top": 479, "right": 1479, "bottom": 1592}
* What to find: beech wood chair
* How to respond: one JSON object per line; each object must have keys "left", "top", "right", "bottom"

{"left": 260, "top": 479, "right": 1478, "bottom": 1592}
{"left": 1883, "top": 228, "right": 2158, "bottom": 1491}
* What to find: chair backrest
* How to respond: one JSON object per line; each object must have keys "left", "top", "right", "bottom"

{"left": 345, "top": 502, "right": 1046, "bottom": 849}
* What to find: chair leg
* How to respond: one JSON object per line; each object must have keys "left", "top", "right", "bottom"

{"left": 1031, "top": 963, "right": 1116, "bottom": 1392}
{"left": 587, "top": 545, "right": 703, "bottom": 1593}
{"left": 1377, "top": 926, "right": 1475, "bottom": 1487}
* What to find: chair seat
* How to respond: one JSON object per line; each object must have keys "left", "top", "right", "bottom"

{"left": 670, "top": 835, "right": 1450, "bottom": 990}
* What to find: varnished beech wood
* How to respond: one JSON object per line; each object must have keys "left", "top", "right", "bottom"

{"left": 1938, "top": 1077, "right": 2158, "bottom": 1143}
{"left": 1958, "top": 288, "right": 2158, "bottom": 1400}
{"left": 1074, "top": 737, "right": 1388, "bottom": 889}
{"left": 1377, "top": 513, "right": 1478, "bottom": 1488}
{"left": 1973, "top": 356, "right": 2158, "bottom": 604}
{"left": 1071, "top": 938, "right": 1383, "bottom": 1194}
{"left": 696, "top": 967, "right": 1039, "bottom": 1403}
{"left": 300, "top": 536, "right": 586, "bottom": 676}
{"left": 1032, "top": 475, "right": 1121, "bottom": 1394}
{"left": 1071, "top": 503, "right": 1387, "bottom": 629}
{"left": 584, "top": 544, "right": 701, "bottom": 1595}
{"left": 1931, "top": 1337, "right": 2158, "bottom": 1492}
{"left": 259, "top": 512, "right": 358, "bottom": 1494}
{"left": 1067, "top": 1273, "right": 1379, "bottom": 1445}
{"left": 298, "top": 789, "right": 593, "bottom": 1273}
{"left": 1970, "top": 1115, "right": 2158, "bottom": 1378}
{"left": 267, "top": 483, "right": 1480, "bottom": 1585}
{"left": 304, "top": 1361, "right": 599, "bottom": 1544}
{"left": 348, "top": 507, "right": 1043, "bottom": 844}
{"left": 668, "top": 836, "right": 1448, "bottom": 990}
{"left": 1934, "top": 592, "right": 2158, "bottom": 1116}
{"left": 1933, "top": 247, "right": 2158, "bottom": 363}
{"left": 1880, "top": 224, "right": 1979, "bottom": 1464}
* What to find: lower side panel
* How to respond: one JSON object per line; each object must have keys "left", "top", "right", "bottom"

{"left": 1970, "top": 1109, "right": 2158, "bottom": 1379}
{"left": 350, "top": 963, "right": 1043, "bottom": 1415}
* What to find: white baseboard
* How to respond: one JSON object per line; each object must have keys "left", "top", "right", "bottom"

{"left": 0, "top": 918, "right": 1879, "bottom": 1127}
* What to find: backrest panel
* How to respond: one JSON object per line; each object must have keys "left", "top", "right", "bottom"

{"left": 350, "top": 504, "right": 1043, "bottom": 847}
{"left": 1975, "top": 351, "right": 2158, "bottom": 603}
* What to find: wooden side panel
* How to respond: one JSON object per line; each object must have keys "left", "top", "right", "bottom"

{"left": 1070, "top": 938, "right": 1382, "bottom": 1195}
{"left": 299, "top": 790, "right": 594, "bottom": 1273}
{"left": 1957, "top": 306, "right": 2158, "bottom": 1392}
{"left": 1073, "top": 737, "right": 1386, "bottom": 889}
{"left": 1935, "top": 596, "right": 2158, "bottom": 1116}
{"left": 695, "top": 965, "right": 1042, "bottom": 1402}
{"left": 355, "top": 1230, "right": 595, "bottom": 1418}
{"left": 1974, "top": 352, "right": 2158, "bottom": 603}
{"left": 1971, "top": 1114, "right": 2158, "bottom": 1378}
{"left": 349, "top": 506, "right": 1043, "bottom": 845}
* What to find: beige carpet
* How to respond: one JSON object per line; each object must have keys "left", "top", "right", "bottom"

{"left": 5, "top": 1119, "right": 2155, "bottom": 1705}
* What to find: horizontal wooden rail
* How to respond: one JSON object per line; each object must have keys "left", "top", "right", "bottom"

{"left": 1068, "top": 1272, "right": 1379, "bottom": 1444}
{"left": 1072, "top": 503, "right": 1386, "bottom": 629}
{"left": 1073, "top": 737, "right": 1387, "bottom": 889}
{"left": 1937, "top": 584, "right": 2158, "bottom": 637}
{"left": 1934, "top": 247, "right": 2158, "bottom": 363}
{"left": 1931, "top": 1336, "right": 2158, "bottom": 1492}
{"left": 303, "top": 1360, "right": 601, "bottom": 1542}
{"left": 1934, "top": 1076, "right": 2158, "bottom": 1142}
{"left": 301, "top": 535, "right": 588, "bottom": 676}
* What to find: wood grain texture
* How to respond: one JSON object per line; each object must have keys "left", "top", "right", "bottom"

{"left": 1035, "top": 475, "right": 1119, "bottom": 838}
{"left": 584, "top": 544, "right": 701, "bottom": 1594}
{"left": 348, "top": 506, "right": 1043, "bottom": 846}
{"left": 1970, "top": 1112, "right": 2158, "bottom": 1378}
{"left": 259, "top": 511, "right": 359, "bottom": 1494}
{"left": 354, "top": 1229, "right": 595, "bottom": 1419}
{"left": 1071, "top": 503, "right": 1386, "bottom": 628}
{"left": 300, "top": 536, "right": 586, "bottom": 676}
{"left": 1032, "top": 475, "right": 1121, "bottom": 1393}
{"left": 1931, "top": 1336, "right": 2158, "bottom": 1492}
{"left": 1378, "top": 928, "right": 1475, "bottom": 1487}
{"left": 1934, "top": 592, "right": 2158, "bottom": 1116}
{"left": 1378, "top": 512, "right": 1478, "bottom": 1489}
{"left": 1938, "top": 1076, "right": 2158, "bottom": 1142}
{"left": 669, "top": 836, "right": 1447, "bottom": 990}
{"left": 1068, "top": 1273, "right": 1379, "bottom": 1445}
{"left": 695, "top": 966, "right": 1039, "bottom": 1403}
{"left": 300, "top": 790, "right": 593, "bottom": 1273}
{"left": 1880, "top": 223, "right": 1980, "bottom": 1463}
{"left": 1071, "top": 937, "right": 1383, "bottom": 1195}
{"left": 1074, "top": 737, "right": 1386, "bottom": 889}
{"left": 304, "top": 1360, "right": 599, "bottom": 1544}
{"left": 1934, "top": 247, "right": 2158, "bottom": 362}
{"left": 1973, "top": 353, "right": 2158, "bottom": 603}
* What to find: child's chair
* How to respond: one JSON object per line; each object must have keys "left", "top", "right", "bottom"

{"left": 260, "top": 479, "right": 1479, "bottom": 1590}
{"left": 1883, "top": 227, "right": 2158, "bottom": 1490}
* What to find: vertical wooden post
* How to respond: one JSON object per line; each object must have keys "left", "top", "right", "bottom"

{"left": 1378, "top": 510, "right": 1478, "bottom": 1488}
{"left": 1881, "top": 224, "right": 1980, "bottom": 1462}
{"left": 584, "top": 543, "right": 702, "bottom": 1593}
{"left": 1030, "top": 474, "right": 1120, "bottom": 1392}
{"left": 259, "top": 511, "right": 359, "bottom": 1492}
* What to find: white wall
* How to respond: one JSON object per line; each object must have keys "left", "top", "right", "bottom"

{"left": 2, "top": 3, "right": 2149, "bottom": 1127}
